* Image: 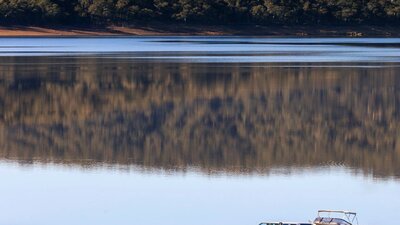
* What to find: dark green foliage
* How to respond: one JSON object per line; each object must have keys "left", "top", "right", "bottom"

{"left": 0, "top": 0, "right": 399, "bottom": 25}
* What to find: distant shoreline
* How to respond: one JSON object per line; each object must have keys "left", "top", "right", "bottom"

{"left": 0, "top": 24, "right": 399, "bottom": 37}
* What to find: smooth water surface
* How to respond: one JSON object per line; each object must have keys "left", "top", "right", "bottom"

{"left": 0, "top": 162, "right": 399, "bottom": 225}
{"left": 1, "top": 37, "right": 400, "bottom": 63}
{"left": 0, "top": 37, "right": 400, "bottom": 225}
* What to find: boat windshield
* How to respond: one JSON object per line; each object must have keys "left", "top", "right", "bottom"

{"left": 259, "top": 223, "right": 312, "bottom": 225}
{"left": 313, "top": 217, "right": 352, "bottom": 225}
{"left": 314, "top": 210, "right": 358, "bottom": 225}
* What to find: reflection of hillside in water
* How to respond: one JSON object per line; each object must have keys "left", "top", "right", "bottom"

{"left": 0, "top": 57, "right": 399, "bottom": 178}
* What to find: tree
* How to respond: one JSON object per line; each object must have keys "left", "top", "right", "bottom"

{"left": 1, "top": 0, "right": 400, "bottom": 25}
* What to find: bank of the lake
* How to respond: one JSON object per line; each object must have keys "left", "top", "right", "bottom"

{"left": 0, "top": 24, "right": 400, "bottom": 37}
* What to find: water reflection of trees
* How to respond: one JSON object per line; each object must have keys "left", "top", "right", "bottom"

{"left": 0, "top": 57, "right": 399, "bottom": 178}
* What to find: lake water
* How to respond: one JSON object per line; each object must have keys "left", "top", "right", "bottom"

{"left": 0, "top": 37, "right": 399, "bottom": 225}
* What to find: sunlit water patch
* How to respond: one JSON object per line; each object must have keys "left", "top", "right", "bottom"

{"left": 1, "top": 37, "right": 400, "bottom": 63}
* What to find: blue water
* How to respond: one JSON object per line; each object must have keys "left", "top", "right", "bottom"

{"left": 0, "top": 37, "right": 399, "bottom": 225}
{"left": 0, "top": 162, "right": 398, "bottom": 225}
{"left": 1, "top": 37, "right": 400, "bottom": 63}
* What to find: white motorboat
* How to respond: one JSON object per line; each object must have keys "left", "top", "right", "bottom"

{"left": 259, "top": 210, "right": 358, "bottom": 225}
{"left": 313, "top": 210, "right": 358, "bottom": 225}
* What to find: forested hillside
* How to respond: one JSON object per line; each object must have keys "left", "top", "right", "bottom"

{"left": 0, "top": 0, "right": 399, "bottom": 25}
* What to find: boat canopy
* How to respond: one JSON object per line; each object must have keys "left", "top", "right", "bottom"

{"left": 314, "top": 210, "right": 358, "bottom": 225}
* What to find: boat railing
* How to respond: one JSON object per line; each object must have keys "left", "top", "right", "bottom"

{"left": 317, "top": 210, "right": 359, "bottom": 225}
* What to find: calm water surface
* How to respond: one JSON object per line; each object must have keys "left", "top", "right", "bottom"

{"left": 0, "top": 37, "right": 400, "bottom": 225}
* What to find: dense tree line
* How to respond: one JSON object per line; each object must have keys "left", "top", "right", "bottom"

{"left": 0, "top": 0, "right": 399, "bottom": 25}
